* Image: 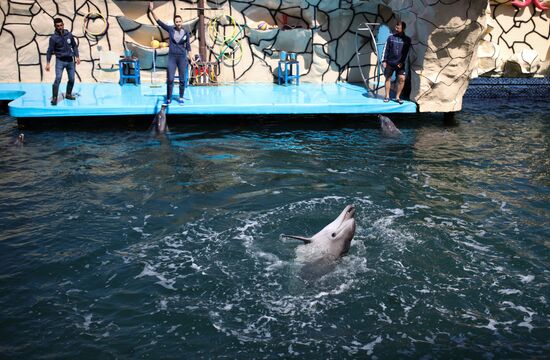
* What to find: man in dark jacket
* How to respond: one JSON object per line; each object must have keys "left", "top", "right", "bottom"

{"left": 382, "top": 21, "right": 411, "bottom": 104}
{"left": 149, "top": 1, "right": 196, "bottom": 105}
{"left": 45, "top": 18, "right": 80, "bottom": 106}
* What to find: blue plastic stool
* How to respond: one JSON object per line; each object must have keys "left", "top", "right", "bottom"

{"left": 278, "top": 52, "right": 300, "bottom": 85}
{"left": 119, "top": 59, "right": 140, "bottom": 85}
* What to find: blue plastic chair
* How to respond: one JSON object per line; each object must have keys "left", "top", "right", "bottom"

{"left": 277, "top": 52, "right": 300, "bottom": 85}
{"left": 119, "top": 58, "right": 141, "bottom": 85}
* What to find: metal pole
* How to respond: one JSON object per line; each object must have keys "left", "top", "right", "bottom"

{"left": 198, "top": 0, "right": 207, "bottom": 60}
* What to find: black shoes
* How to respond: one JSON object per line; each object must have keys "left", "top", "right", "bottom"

{"left": 51, "top": 94, "right": 76, "bottom": 105}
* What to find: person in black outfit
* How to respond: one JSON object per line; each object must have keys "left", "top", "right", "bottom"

{"left": 45, "top": 18, "right": 80, "bottom": 106}
{"left": 382, "top": 21, "right": 411, "bottom": 104}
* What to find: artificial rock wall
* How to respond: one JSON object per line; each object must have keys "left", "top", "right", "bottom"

{"left": 0, "top": 0, "right": 548, "bottom": 112}
{"left": 476, "top": 1, "right": 550, "bottom": 78}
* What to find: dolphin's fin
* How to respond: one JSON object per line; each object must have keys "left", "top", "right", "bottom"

{"left": 281, "top": 234, "right": 312, "bottom": 244}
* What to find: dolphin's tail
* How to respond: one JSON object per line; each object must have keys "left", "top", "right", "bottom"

{"left": 281, "top": 234, "right": 312, "bottom": 244}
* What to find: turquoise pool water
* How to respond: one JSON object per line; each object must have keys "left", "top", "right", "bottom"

{"left": 0, "top": 100, "right": 548, "bottom": 358}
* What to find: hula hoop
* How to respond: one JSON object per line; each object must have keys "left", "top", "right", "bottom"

{"left": 83, "top": 12, "right": 108, "bottom": 37}
{"left": 208, "top": 15, "right": 238, "bottom": 45}
{"left": 219, "top": 39, "right": 243, "bottom": 65}
{"left": 206, "top": 15, "right": 244, "bottom": 65}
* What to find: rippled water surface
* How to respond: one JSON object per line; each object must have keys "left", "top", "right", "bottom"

{"left": 1, "top": 99, "right": 549, "bottom": 359}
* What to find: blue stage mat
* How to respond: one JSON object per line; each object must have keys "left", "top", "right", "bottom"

{"left": 0, "top": 83, "right": 416, "bottom": 118}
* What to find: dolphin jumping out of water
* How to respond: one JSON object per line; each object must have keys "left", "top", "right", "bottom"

{"left": 282, "top": 205, "right": 356, "bottom": 280}
{"left": 150, "top": 104, "right": 169, "bottom": 134}
{"left": 282, "top": 205, "right": 356, "bottom": 259}
{"left": 378, "top": 114, "right": 402, "bottom": 137}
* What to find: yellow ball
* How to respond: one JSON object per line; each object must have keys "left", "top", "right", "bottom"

{"left": 257, "top": 21, "right": 268, "bottom": 30}
{"left": 160, "top": 42, "right": 168, "bottom": 48}
{"left": 151, "top": 40, "right": 160, "bottom": 48}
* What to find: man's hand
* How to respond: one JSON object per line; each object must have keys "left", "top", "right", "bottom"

{"left": 382, "top": 61, "right": 386, "bottom": 69}
{"left": 45, "top": 63, "right": 50, "bottom": 72}
{"left": 76, "top": 57, "right": 81, "bottom": 65}
{"left": 397, "top": 63, "right": 402, "bottom": 69}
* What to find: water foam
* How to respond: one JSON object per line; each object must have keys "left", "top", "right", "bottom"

{"left": 135, "top": 262, "right": 176, "bottom": 290}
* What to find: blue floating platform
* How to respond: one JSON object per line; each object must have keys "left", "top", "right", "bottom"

{"left": 0, "top": 82, "right": 416, "bottom": 118}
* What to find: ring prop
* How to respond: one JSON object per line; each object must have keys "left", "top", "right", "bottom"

{"left": 207, "top": 15, "right": 245, "bottom": 66}
{"left": 83, "top": 12, "right": 108, "bottom": 37}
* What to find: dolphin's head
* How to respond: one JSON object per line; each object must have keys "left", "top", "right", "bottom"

{"left": 159, "top": 105, "right": 167, "bottom": 120}
{"left": 378, "top": 114, "right": 393, "bottom": 129}
{"left": 14, "top": 133, "right": 25, "bottom": 146}
{"left": 285, "top": 205, "right": 357, "bottom": 261}
{"left": 155, "top": 105, "right": 167, "bottom": 134}
{"left": 328, "top": 205, "right": 356, "bottom": 255}
{"left": 286, "top": 205, "right": 357, "bottom": 280}
{"left": 312, "top": 205, "right": 356, "bottom": 257}
{"left": 378, "top": 114, "right": 401, "bottom": 137}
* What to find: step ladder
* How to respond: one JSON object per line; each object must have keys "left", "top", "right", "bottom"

{"left": 354, "top": 22, "right": 385, "bottom": 96}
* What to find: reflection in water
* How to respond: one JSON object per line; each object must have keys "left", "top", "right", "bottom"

{"left": 0, "top": 98, "right": 549, "bottom": 358}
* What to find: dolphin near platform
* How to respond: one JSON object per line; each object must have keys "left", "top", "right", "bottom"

{"left": 13, "top": 133, "right": 24, "bottom": 146}
{"left": 282, "top": 205, "right": 356, "bottom": 279}
{"left": 378, "top": 114, "right": 402, "bottom": 137}
{"left": 150, "top": 104, "right": 169, "bottom": 135}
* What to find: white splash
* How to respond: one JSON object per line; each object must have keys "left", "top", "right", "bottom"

{"left": 313, "top": 280, "right": 353, "bottom": 299}
{"left": 83, "top": 314, "right": 92, "bottom": 331}
{"left": 480, "top": 319, "right": 499, "bottom": 331}
{"left": 363, "top": 336, "right": 383, "bottom": 355}
{"left": 135, "top": 263, "right": 176, "bottom": 290}
{"left": 498, "top": 289, "right": 522, "bottom": 295}
{"left": 501, "top": 301, "right": 536, "bottom": 332}
{"left": 389, "top": 208, "right": 405, "bottom": 217}
{"left": 459, "top": 239, "right": 490, "bottom": 252}
{"left": 518, "top": 275, "right": 534, "bottom": 284}
{"left": 406, "top": 204, "right": 430, "bottom": 210}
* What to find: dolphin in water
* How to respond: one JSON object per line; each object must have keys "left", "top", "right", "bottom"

{"left": 378, "top": 114, "right": 402, "bottom": 137}
{"left": 14, "top": 133, "right": 24, "bottom": 146}
{"left": 282, "top": 205, "right": 356, "bottom": 279}
{"left": 150, "top": 104, "right": 169, "bottom": 134}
